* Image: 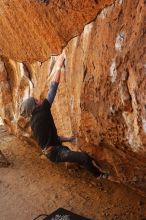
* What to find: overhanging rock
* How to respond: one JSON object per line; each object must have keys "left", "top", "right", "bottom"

{"left": 0, "top": 0, "right": 146, "bottom": 197}
{"left": 0, "top": 0, "right": 113, "bottom": 62}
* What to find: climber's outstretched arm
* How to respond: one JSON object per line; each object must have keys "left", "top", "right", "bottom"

{"left": 51, "top": 53, "right": 65, "bottom": 83}
{"left": 47, "top": 53, "right": 65, "bottom": 105}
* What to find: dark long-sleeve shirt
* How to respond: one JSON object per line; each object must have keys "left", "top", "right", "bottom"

{"left": 30, "top": 99, "right": 61, "bottom": 149}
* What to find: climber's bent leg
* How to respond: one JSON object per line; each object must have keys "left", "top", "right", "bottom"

{"left": 44, "top": 145, "right": 102, "bottom": 177}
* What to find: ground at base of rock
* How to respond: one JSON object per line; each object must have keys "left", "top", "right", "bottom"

{"left": 0, "top": 128, "right": 146, "bottom": 220}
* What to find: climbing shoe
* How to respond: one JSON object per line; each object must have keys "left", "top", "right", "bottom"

{"left": 97, "top": 172, "right": 109, "bottom": 180}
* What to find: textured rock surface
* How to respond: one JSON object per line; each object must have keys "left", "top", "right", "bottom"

{"left": 0, "top": 0, "right": 146, "bottom": 196}
{"left": 0, "top": 0, "right": 112, "bottom": 62}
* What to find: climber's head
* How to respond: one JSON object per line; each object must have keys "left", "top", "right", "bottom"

{"left": 20, "top": 97, "right": 37, "bottom": 118}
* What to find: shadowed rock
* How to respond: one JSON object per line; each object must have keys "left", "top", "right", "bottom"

{"left": 0, "top": 150, "right": 10, "bottom": 167}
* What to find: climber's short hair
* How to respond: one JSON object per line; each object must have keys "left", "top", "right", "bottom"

{"left": 20, "top": 97, "right": 36, "bottom": 117}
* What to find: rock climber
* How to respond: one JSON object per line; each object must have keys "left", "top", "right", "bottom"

{"left": 20, "top": 52, "right": 108, "bottom": 179}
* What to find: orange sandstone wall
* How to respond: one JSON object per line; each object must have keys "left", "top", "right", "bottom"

{"left": 0, "top": 0, "right": 146, "bottom": 196}
{"left": 0, "top": 0, "right": 112, "bottom": 62}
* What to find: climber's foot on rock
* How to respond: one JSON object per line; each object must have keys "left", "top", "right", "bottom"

{"left": 96, "top": 172, "right": 110, "bottom": 180}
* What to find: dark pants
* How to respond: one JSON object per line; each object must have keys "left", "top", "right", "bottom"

{"left": 44, "top": 145, "right": 102, "bottom": 177}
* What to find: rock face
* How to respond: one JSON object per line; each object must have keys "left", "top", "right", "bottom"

{"left": 0, "top": 0, "right": 146, "bottom": 196}
{"left": 0, "top": 0, "right": 112, "bottom": 62}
